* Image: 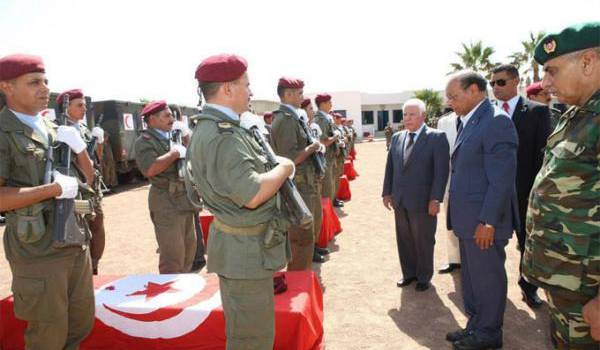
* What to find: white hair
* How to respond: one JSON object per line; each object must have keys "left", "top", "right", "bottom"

{"left": 403, "top": 98, "right": 427, "bottom": 115}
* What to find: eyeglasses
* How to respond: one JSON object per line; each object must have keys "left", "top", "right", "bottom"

{"left": 489, "top": 78, "right": 513, "bottom": 87}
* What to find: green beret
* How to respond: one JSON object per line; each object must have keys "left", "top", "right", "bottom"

{"left": 534, "top": 21, "right": 600, "bottom": 65}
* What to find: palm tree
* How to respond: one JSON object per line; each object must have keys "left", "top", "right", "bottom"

{"left": 449, "top": 41, "right": 497, "bottom": 78}
{"left": 413, "top": 89, "right": 444, "bottom": 127}
{"left": 509, "top": 31, "right": 546, "bottom": 83}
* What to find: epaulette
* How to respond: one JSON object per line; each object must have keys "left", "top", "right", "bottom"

{"left": 217, "top": 122, "right": 234, "bottom": 134}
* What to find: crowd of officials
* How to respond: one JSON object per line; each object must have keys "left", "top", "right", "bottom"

{"left": 0, "top": 21, "right": 598, "bottom": 350}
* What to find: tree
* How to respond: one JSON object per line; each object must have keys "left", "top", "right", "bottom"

{"left": 508, "top": 31, "right": 546, "bottom": 83}
{"left": 413, "top": 89, "right": 444, "bottom": 127}
{"left": 449, "top": 41, "right": 497, "bottom": 79}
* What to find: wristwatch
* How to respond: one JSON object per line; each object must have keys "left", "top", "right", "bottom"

{"left": 481, "top": 222, "right": 494, "bottom": 229}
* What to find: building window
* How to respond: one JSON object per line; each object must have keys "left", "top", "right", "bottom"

{"left": 393, "top": 109, "right": 403, "bottom": 123}
{"left": 362, "top": 111, "right": 374, "bottom": 124}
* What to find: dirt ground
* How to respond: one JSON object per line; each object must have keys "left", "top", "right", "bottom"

{"left": 0, "top": 140, "right": 552, "bottom": 349}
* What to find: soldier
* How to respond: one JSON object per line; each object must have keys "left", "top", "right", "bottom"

{"left": 0, "top": 54, "right": 95, "bottom": 349}
{"left": 526, "top": 81, "right": 562, "bottom": 129}
{"left": 332, "top": 113, "right": 348, "bottom": 204}
{"left": 313, "top": 94, "right": 340, "bottom": 206}
{"left": 133, "top": 100, "right": 197, "bottom": 274}
{"left": 188, "top": 53, "right": 294, "bottom": 349}
{"left": 301, "top": 97, "right": 329, "bottom": 261}
{"left": 270, "top": 78, "right": 322, "bottom": 269}
{"left": 384, "top": 122, "right": 393, "bottom": 150}
{"left": 523, "top": 22, "right": 600, "bottom": 349}
{"left": 57, "top": 89, "right": 107, "bottom": 275}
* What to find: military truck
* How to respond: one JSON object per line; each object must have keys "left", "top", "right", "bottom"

{"left": 92, "top": 100, "right": 146, "bottom": 184}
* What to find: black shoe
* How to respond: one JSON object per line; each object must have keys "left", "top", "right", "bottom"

{"left": 439, "top": 263, "right": 461, "bottom": 274}
{"left": 190, "top": 260, "right": 206, "bottom": 272}
{"left": 315, "top": 247, "right": 330, "bottom": 255}
{"left": 92, "top": 267, "right": 98, "bottom": 275}
{"left": 333, "top": 199, "right": 344, "bottom": 207}
{"left": 415, "top": 282, "right": 430, "bottom": 291}
{"left": 312, "top": 252, "right": 325, "bottom": 263}
{"left": 396, "top": 277, "right": 417, "bottom": 287}
{"left": 522, "top": 290, "right": 543, "bottom": 309}
{"left": 0, "top": 215, "right": 5, "bottom": 224}
{"left": 446, "top": 329, "right": 471, "bottom": 342}
{"left": 453, "top": 333, "right": 502, "bottom": 350}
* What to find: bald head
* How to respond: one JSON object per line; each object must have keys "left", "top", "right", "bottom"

{"left": 445, "top": 70, "right": 487, "bottom": 116}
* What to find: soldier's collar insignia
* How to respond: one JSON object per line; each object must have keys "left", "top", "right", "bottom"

{"left": 544, "top": 40, "right": 557, "bottom": 54}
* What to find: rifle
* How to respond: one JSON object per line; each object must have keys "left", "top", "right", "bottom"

{"left": 170, "top": 107, "right": 186, "bottom": 179}
{"left": 298, "top": 118, "right": 326, "bottom": 175}
{"left": 249, "top": 126, "right": 313, "bottom": 228}
{"left": 51, "top": 95, "right": 90, "bottom": 248}
{"left": 86, "top": 113, "right": 104, "bottom": 165}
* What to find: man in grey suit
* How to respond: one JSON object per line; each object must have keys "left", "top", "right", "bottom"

{"left": 382, "top": 98, "right": 450, "bottom": 292}
{"left": 445, "top": 71, "right": 519, "bottom": 350}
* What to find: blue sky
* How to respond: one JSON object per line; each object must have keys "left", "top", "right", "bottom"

{"left": 1, "top": 0, "right": 597, "bottom": 106}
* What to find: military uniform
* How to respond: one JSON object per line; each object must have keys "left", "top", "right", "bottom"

{"left": 271, "top": 104, "right": 321, "bottom": 270}
{"left": 134, "top": 128, "right": 197, "bottom": 273}
{"left": 523, "top": 90, "right": 600, "bottom": 349}
{"left": 314, "top": 110, "right": 337, "bottom": 200}
{"left": 384, "top": 125, "right": 393, "bottom": 150}
{"left": 332, "top": 122, "right": 347, "bottom": 198}
{"left": 0, "top": 107, "right": 95, "bottom": 349}
{"left": 67, "top": 119, "right": 106, "bottom": 274}
{"left": 188, "top": 104, "right": 290, "bottom": 349}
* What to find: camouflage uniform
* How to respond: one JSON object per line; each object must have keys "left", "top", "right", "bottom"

{"left": 523, "top": 89, "right": 600, "bottom": 349}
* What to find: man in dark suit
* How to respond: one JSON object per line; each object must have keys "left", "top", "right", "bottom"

{"left": 491, "top": 64, "right": 552, "bottom": 309}
{"left": 382, "top": 98, "right": 449, "bottom": 292}
{"left": 445, "top": 71, "right": 519, "bottom": 350}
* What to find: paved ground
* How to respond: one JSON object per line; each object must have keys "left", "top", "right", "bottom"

{"left": 0, "top": 140, "right": 552, "bottom": 349}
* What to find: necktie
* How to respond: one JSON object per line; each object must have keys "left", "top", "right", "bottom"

{"left": 404, "top": 132, "right": 416, "bottom": 165}
{"left": 502, "top": 101, "right": 510, "bottom": 115}
{"left": 456, "top": 118, "right": 464, "bottom": 139}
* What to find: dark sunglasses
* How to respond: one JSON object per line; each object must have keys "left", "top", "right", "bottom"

{"left": 489, "top": 78, "right": 513, "bottom": 87}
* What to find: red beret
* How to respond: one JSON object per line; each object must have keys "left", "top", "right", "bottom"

{"left": 141, "top": 100, "right": 168, "bottom": 117}
{"left": 195, "top": 54, "right": 247, "bottom": 82}
{"left": 263, "top": 112, "right": 273, "bottom": 118}
{"left": 56, "top": 89, "right": 84, "bottom": 106}
{"left": 278, "top": 77, "right": 304, "bottom": 89}
{"left": 300, "top": 98, "right": 311, "bottom": 109}
{"left": 315, "top": 93, "right": 331, "bottom": 105}
{"left": 0, "top": 54, "right": 45, "bottom": 81}
{"left": 526, "top": 82, "right": 544, "bottom": 97}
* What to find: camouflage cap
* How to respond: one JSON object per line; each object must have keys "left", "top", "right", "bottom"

{"left": 534, "top": 22, "right": 600, "bottom": 65}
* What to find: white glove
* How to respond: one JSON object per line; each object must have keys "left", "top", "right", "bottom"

{"left": 171, "top": 143, "right": 187, "bottom": 158}
{"left": 91, "top": 126, "right": 105, "bottom": 144}
{"left": 53, "top": 170, "right": 79, "bottom": 199}
{"left": 319, "top": 144, "right": 326, "bottom": 154}
{"left": 275, "top": 155, "right": 295, "bottom": 179}
{"left": 333, "top": 129, "right": 342, "bottom": 138}
{"left": 172, "top": 120, "right": 191, "bottom": 137}
{"left": 339, "top": 140, "right": 346, "bottom": 148}
{"left": 56, "top": 126, "right": 87, "bottom": 154}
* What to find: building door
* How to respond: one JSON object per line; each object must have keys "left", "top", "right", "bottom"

{"left": 377, "top": 110, "right": 389, "bottom": 131}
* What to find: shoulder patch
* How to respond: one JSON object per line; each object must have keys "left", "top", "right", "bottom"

{"left": 217, "top": 122, "right": 234, "bottom": 134}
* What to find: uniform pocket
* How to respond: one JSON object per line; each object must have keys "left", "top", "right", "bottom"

{"left": 12, "top": 276, "right": 49, "bottom": 321}
{"left": 11, "top": 203, "right": 47, "bottom": 244}
{"left": 260, "top": 221, "right": 288, "bottom": 271}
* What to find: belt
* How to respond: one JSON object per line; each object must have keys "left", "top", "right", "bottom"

{"left": 212, "top": 217, "right": 268, "bottom": 236}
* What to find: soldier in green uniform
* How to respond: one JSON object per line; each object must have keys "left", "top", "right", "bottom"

{"left": 301, "top": 97, "right": 329, "bottom": 261}
{"left": 270, "top": 77, "right": 322, "bottom": 270}
{"left": 332, "top": 113, "right": 348, "bottom": 202}
{"left": 57, "top": 89, "right": 107, "bottom": 275}
{"left": 384, "top": 123, "right": 393, "bottom": 150}
{"left": 0, "top": 54, "right": 95, "bottom": 350}
{"left": 134, "top": 100, "right": 197, "bottom": 274}
{"left": 314, "top": 94, "right": 342, "bottom": 207}
{"left": 188, "top": 54, "right": 294, "bottom": 350}
{"left": 523, "top": 22, "right": 600, "bottom": 349}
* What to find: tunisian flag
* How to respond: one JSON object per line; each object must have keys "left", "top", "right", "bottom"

{"left": 0, "top": 272, "right": 324, "bottom": 350}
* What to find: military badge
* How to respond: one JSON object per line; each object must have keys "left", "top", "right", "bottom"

{"left": 543, "top": 40, "right": 557, "bottom": 54}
